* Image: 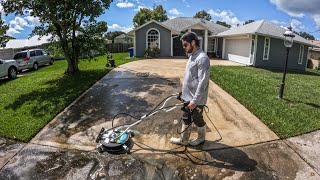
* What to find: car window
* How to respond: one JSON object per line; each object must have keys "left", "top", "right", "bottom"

{"left": 42, "top": 50, "right": 48, "bottom": 55}
{"left": 36, "top": 50, "right": 43, "bottom": 56}
{"left": 30, "top": 51, "right": 36, "bottom": 57}
{"left": 13, "top": 52, "right": 27, "bottom": 59}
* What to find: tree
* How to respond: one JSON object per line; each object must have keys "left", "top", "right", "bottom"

{"left": 243, "top": 20, "right": 255, "bottom": 25}
{"left": 2, "top": 0, "right": 112, "bottom": 74}
{"left": 106, "top": 31, "right": 125, "bottom": 43}
{"left": 193, "top": 10, "right": 212, "bottom": 21}
{"left": 0, "top": 15, "right": 9, "bottom": 48}
{"left": 298, "top": 31, "right": 315, "bottom": 40}
{"left": 216, "top": 21, "right": 231, "bottom": 28}
{"left": 133, "top": 5, "right": 168, "bottom": 27}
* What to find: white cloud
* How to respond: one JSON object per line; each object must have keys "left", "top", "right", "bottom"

{"left": 108, "top": 24, "right": 133, "bottom": 33}
{"left": 270, "top": 0, "right": 320, "bottom": 27}
{"left": 290, "top": 19, "right": 306, "bottom": 32}
{"left": 169, "top": 8, "right": 182, "bottom": 16}
{"left": 313, "top": 14, "right": 320, "bottom": 28}
{"left": 182, "top": 0, "right": 190, "bottom": 8}
{"left": 6, "top": 16, "right": 41, "bottom": 37}
{"left": 116, "top": 2, "right": 135, "bottom": 8}
{"left": 271, "top": 20, "right": 287, "bottom": 26}
{"left": 24, "top": 16, "right": 41, "bottom": 27}
{"left": 9, "top": 17, "right": 28, "bottom": 27}
{"left": 208, "top": 9, "right": 243, "bottom": 27}
{"left": 134, "top": 5, "right": 151, "bottom": 11}
{"left": 6, "top": 28, "right": 20, "bottom": 36}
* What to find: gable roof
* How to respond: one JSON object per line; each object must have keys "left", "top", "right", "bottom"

{"left": 161, "top": 17, "right": 229, "bottom": 34}
{"left": 310, "top": 40, "right": 320, "bottom": 51}
{"left": 4, "top": 35, "right": 52, "bottom": 49}
{"left": 114, "top": 34, "right": 126, "bottom": 39}
{"left": 127, "top": 20, "right": 180, "bottom": 36}
{"left": 217, "top": 20, "right": 313, "bottom": 46}
{"left": 128, "top": 17, "right": 229, "bottom": 36}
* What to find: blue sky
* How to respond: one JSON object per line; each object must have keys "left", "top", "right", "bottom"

{"left": 2, "top": 0, "right": 320, "bottom": 39}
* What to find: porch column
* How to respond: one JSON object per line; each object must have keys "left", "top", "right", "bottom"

{"left": 204, "top": 29, "right": 208, "bottom": 53}
{"left": 188, "top": 28, "right": 191, "bottom": 32}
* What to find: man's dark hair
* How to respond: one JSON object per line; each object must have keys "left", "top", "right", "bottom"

{"left": 181, "top": 32, "right": 200, "bottom": 47}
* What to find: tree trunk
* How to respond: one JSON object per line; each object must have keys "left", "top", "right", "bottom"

{"left": 65, "top": 57, "right": 79, "bottom": 74}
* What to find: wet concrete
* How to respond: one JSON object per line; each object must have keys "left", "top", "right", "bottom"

{"left": 0, "top": 138, "right": 25, "bottom": 170}
{"left": 1, "top": 141, "right": 318, "bottom": 179}
{"left": 32, "top": 58, "right": 278, "bottom": 152}
{"left": 32, "top": 69, "right": 206, "bottom": 151}
{"left": 286, "top": 130, "right": 320, "bottom": 175}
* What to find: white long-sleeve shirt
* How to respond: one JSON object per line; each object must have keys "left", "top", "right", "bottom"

{"left": 181, "top": 48, "right": 210, "bottom": 106}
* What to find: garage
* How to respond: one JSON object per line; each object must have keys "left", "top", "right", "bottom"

{"left": 223, "top": 38, "right": 251, "bottom": 65}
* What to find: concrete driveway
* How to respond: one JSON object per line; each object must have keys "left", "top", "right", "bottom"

{"left": 1, "top": 59, "right": 319, "bottom": 179}
{"left": 31, "top": 59, "right": 278, "bottom": 151}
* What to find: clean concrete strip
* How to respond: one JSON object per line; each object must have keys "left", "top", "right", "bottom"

{"left": 203, "top": 81, "right": 279, "bottom": 147}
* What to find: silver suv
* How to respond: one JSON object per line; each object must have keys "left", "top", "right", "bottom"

{"left": 13, "top": 49, "right": 54, "bottom": 72}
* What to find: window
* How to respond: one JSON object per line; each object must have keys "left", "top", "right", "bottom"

{"left": 13, "top": 52, "right": 27, "bottom": 59}
{"left": 207, "top": 38, "right": 216, "bottom": 52}
{"left": 30, "top": 51, "right": 36, "bottom": 57}
{"left": 263, "top": 37, "right": 270, "bottom": 60}
{"left": 298, "top": 45, "right": 304, "bottom": 64}
{"left": 36, "top": 50, "right": 43, "bottom": 56}
{"left": 146, "top": 29, "right": 160, "bottom": 49}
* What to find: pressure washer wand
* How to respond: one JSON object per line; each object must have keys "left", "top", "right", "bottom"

{"left": 113, "top": 93, "right": 184, "bottom": 140}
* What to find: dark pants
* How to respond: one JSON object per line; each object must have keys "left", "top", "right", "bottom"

{"left": 182, "top": 106, "right": 206, "bottom": 127}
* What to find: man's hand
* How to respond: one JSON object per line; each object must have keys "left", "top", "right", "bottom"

{"left": 187, "top": 101, "right": 196, "bottom": 110}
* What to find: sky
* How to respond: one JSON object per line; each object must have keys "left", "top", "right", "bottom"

{"left": 1, "top": 0, "right": 320, "bottom": 39}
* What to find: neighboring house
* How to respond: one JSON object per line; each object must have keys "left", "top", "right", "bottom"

{"left": 308, "top": 40, "right": 320, "bottom": 70}
{"left": 128, "top": 17, "right": 229, "bottom": 57}
{"left": 216, "top": 20, "right": 313, "bottom": 71}
{"left": 0, "top": 35, "right": 51, "bottom": 60}
{"left": 114, "top": 34, "right": 133, "bottom": 44}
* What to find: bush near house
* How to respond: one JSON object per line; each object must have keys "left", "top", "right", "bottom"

{"left": 0, "top": 53, "right": 140, "bottom": 142}
{"left": 210, "top": 66, "right": 320, "bottom": 138}
{"left": 144, "top": 47, "right": 160, "bottom": 57}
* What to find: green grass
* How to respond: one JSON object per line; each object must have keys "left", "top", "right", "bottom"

{"left": 210, "top": 66, "right": 320, "bottom": 138}
{"left": 0, "top": 53, "right": 140, "bottom": 141}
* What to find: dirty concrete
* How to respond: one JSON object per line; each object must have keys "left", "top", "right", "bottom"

{"left": 32, "top": 59, "right": 278, "bottom": 153}
{"left": 286, "top": 130, "right": 320, "bottom": 175}
{"left": 31, "top": 71, "right": 200, "bottom": 151}
{"left": 0, "top": 138, "right": 25, "bottom": 170}
{"left": 1, "top": 141, "right": 318, "bottom": 179}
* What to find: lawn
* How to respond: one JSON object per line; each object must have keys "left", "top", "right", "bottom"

{"left": 0, "top": 53, "right": 140, "bottom": 141}
{"left": 210, "top": 66, "right": 320, "bottom": 138}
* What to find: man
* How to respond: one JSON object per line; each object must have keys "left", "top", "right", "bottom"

{"left": 170, "top": 32, "right": 210, "bottom": 146}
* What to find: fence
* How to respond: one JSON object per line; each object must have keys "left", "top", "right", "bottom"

{"left": 106, "top": 43, "right": 133, "bottom": 53}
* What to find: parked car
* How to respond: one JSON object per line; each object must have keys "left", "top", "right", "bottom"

{"left": 0, "top": 59, "right": 18, "bottom": 79}
{"left": 13, "top": 49, "right": 54, "bottom": 72}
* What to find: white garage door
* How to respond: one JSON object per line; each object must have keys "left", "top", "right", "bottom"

{"left": 224, "top": 38, "right": 251, "bottom": 65}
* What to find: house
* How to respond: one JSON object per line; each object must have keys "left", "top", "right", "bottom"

{"left": 127, "top": 17, "right": 229, "bottom": 57}
{"left": 216, "top": 20, "right": 314, "bottom": 71}
{"left": 0, "top": 35, "right": 51, "bottom": 60}
{"left": 308, "top": 40, "right": 320, "bottom": 70}
{"left": 129, "top": 18, "right": 314, "bottom": 71}
{"left": 114, "top": 34, "right": 133, "bottom": 44}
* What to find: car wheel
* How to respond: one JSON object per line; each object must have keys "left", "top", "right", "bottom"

{"left": 8, "top": 67, "right": 17, "bottom": 79}
{"left": 49, "top": 59, "right": 54, "bottom": 65}
{"left": 33, "top": 63, "right": 39, "bottom": 70}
